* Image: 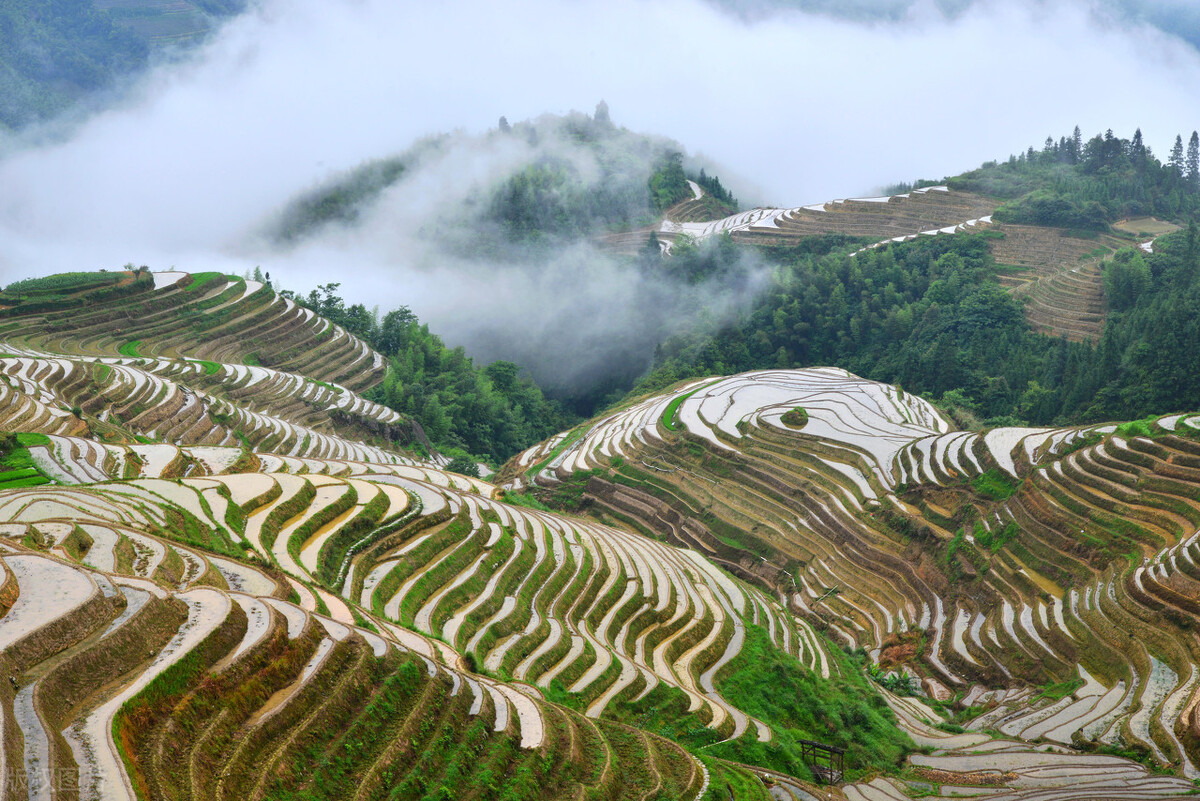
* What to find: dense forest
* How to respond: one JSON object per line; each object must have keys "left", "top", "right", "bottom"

{"left": 283, "top": 279, "right": 572, "bottom": 466}
{"left": 953, "top": 126, "right": 1200, "bottom": 225}
{"left": 638, "top": 127, "right": 1200, "bottom": 429}
{"left": 0, "top": 0, "right": 243, "bottom": 130}
{"left": 0, "top": 0, "right": 146, "bottom": 128}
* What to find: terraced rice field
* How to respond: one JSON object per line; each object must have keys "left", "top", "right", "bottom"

{"left": 606, "top": 183, "right": 1138, "bottom": 343}
{"left": 0, "top": 270, "right": 429, "bottom": 467}
{"left": 505, "top": 368, "right": 1200, "bottom": 783}
{"left": 987, "top": 225, "right": 1130, "bottom": 342}
{"left": 0, "top": 459, "right": 768, "bottom": 797}
{"left": 0, "top": 319, "right": 834, "bottom": 797}
{"left": 655, "top": 186, "right": 997, "bottom": 250}
{"left": 6, "top": 267, "right": 1199, "bottom": 796}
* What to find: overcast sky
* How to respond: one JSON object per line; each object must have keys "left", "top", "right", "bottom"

{"left": 2, "top": 0, "right": 1199, "bottom": 363}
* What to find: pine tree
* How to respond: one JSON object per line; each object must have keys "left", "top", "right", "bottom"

{"left": 1071, "top": 125, "right": 1083, "bottom": 163}
{"left": 594, "top": 100, "right": 611, "bottom": 126}
{"left": 1187, "top": 131, "right": 1199, "bottom": 189}
{"left": 1169, "top": 134, "right": 1185, "bottom": 175}
{"left": 1131, "top": 128, "right": 1144, "bottom": 157}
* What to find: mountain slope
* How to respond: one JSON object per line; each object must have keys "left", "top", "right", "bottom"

{"left": 0, "top": 268, "right": 415, "bottom": 464}
{"left": 0, "top": 271, "right": 895, "bottom": 800}
{"left": 506, "top": 367, "right": 1200, "bottom": 791}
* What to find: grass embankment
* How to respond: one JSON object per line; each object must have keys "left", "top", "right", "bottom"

{"left": 0, "top": 433, "right": 50, "bottom": 488}
{"left": 970, "top": 469, "right": 1018, "bottom": 501}
{"left": 3, "top": 271, "right": 123, "bottom": 295}
{"left": 188, "top": 358, "right": 221, "bottom": 375}
{"left": 548, "top": 623, "right": 911, "bottom": 783}
{"left": 182, "top": 271, "right": 228, "bottom": 293}
{"left": 780, "top": 407, "right": 808, "bottom": 429}
{"left": 660, "top": 379, "right": 721, "bottom": 432}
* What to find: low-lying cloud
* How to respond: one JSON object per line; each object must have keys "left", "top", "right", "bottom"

{"left": 2, "top": 0, "right": 1200, "bottom": 395}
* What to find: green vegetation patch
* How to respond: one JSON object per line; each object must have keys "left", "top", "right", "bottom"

{"left": 580, "top": 624, "right": 911, "bottom": 782}
{"left": 1035, "top": 677, "right": 1085, "bottom": 703}
{"left": 3, "top": 271, "right": 123, "bottom": 295}
{"left": 707, "top": 626, "right": 910, "bottom": 780}
{"left": 971, "top": 469, "right": 1019, "bottom": 501}
{"left": 780, "top": 407, "right": 808, "bottom": 429}
{"left": 118, "top": 340, "right": 143, "bottom": 357}
{"left": 0, "top": 466, "right": 49, "bottom": 489}
{"left": 188, "top": 358, "right": 221, "bottom": 375}
{"left": 498, "top": 490, "right": 552, "bottom": 512}
{"left": 973, "top": 520, "right": 1020, "bottom": 553}
{"left": 182, "top": 271, "right": 226, "bottom": 292}
{"left": 0, "top": 433, "right": 50, "bottom": 481}
{"left": 1117, "top": 416, "right": 1160, "bottom": 439}
{"left": 661, "top": 379, "right": 720, "bottom": 432}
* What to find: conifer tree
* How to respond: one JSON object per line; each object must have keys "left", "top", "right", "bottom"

{"left": 1187, "top": 131, "right": 1199, "bottom": 189}
{"left": 1169, "top": 134, "right": 1185, "bottom": 175}
{"left": 594, "top": 99, "right": 611, "bottom": 126}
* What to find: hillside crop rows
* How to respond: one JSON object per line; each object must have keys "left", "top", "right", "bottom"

{"left": 0, "top": 273, "right": 853, "bottom": 799}
{"left": 6, "top": 266, "right": 1200, "bottom": 798}
{"left": 654, "top": 186, "right": 996, "bottom": 248}
{"left": 0, "top": 270, "right": 426, "bottom": 468}
{"left": 0, "top": 544, "right": 709, "bottom": 800}
{"left": 505, "top": 368, "right": 1200, "bottom": 792}
{"left": 636, "top": 186, "right": 1147, "bottom": 345}
{"left": 0, "top": 454, "right": 805, "bottom": 797}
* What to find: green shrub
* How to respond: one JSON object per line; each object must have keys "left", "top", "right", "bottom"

{"left": 780, "top": 407, "right": 808, "bottom": 428}
{"left": 971, "top": 468, "right": 1019, "bottom": 500}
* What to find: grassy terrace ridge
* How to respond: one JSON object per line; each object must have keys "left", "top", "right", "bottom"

{"left": 661, "top": 378, "right": 722, "bottom": 432}
{"left": 3, "top": 270, "right": 124, "bottom": 294}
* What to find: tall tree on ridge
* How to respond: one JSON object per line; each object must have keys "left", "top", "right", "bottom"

{"left": 1187, "top": 131, "right": 1200, "bottom": 189}
{"left": 1169, "top": 134, "right": 1185, "bottom": 175}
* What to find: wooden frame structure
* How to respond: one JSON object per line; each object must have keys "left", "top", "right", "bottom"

{"left": 798, "top": 739, "right": 845, "bottom": 784}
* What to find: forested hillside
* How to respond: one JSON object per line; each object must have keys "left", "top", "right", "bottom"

{"left": 274, "top": 124, "right": 1200, "bottom": 456}
{"left": 0, "top": 0, "right": 244, "bottom": 130}
{"left": 953, "top": 126, "right": 1200, "bottom": 225}
{"left": 288, "top": 280, "right": 573, "bottom": 467}
{"left": 635, "top": 128, "right": 1200, "bottom": 431}
{"left": 272, "top": 107, "right": 737, "bottom": 253}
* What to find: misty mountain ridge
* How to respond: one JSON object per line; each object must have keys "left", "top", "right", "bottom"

{"left": 256, "top": 105, "right": 756, "bottom": 414}
{"left": 269, "top": 105, "right": 737, "bottom": 255}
